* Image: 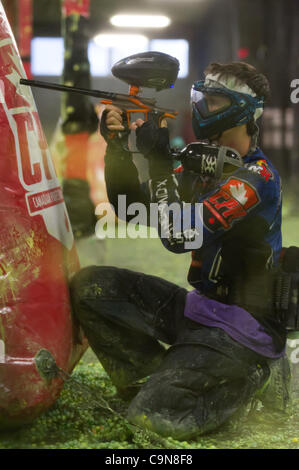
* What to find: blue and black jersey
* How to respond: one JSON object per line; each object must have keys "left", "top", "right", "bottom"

{"left": 166, "top": 149, "right": 282, "bottom": 293}
{"left": 104, "top": 144, "right": 285, "bottom": 351}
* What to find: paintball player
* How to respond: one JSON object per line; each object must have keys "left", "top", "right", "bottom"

{"left": 70, "top": 61, "right": 291, "bottom": 440}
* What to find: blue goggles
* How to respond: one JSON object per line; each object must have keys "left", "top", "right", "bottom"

{"left": 191, "top": 80, "right": 264, "bottom": 139}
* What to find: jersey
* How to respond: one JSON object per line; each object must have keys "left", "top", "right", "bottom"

{"left": 170, "top": 148, "right": 282, "bottom": 295}
{"left": 104, "top": 144, "right": 286, "bottom": 353}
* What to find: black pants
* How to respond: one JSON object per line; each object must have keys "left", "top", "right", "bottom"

{"left": 70, "top": 266, "right": 270, "bottom": 440}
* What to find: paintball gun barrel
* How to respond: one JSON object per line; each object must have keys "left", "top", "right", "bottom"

{"left": 20, "top": 51, "right": 180, "bottom": 128}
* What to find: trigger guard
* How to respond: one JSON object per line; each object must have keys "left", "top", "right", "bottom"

{"left": 122, "top": 111, "right": 129, "bottom": 130}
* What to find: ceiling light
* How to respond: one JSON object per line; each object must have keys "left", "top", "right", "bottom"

{"left": 110, "top": 14, "right": 171, "bottom": 28}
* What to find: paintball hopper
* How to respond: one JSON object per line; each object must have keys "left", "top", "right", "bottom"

{"left": 112, "top": 51, "right": 180, "bottom": 91}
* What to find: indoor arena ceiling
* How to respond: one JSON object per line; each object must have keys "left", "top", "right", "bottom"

{"left": 33, "top": 0, "right": 214, "bottom": 36}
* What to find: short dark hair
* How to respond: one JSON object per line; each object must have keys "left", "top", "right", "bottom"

{"left": 204, "top": 62, "right": 270, "bottom": 135}
{"left": 204, "top": 62, "right": 271, "bottom": 102}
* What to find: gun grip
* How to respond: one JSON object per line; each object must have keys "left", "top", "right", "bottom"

{"left": 147, "top": 110, "right": 164, "bottom": 128}
{"left": 122, "top": 111, "right": 130, "bottom": 132}
{"left": 109, "top": 111, "right": 130, "bottom": 140}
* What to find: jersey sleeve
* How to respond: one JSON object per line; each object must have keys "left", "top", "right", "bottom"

{"left": 149, "top": 163, "right": 281, "bottom": 253}
{"left": 104, "top": 143, "right": 151, "bottom": 222}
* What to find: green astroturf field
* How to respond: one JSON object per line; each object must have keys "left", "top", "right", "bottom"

{"left": 1, "top": 197, "right": 299, "bottom": 449}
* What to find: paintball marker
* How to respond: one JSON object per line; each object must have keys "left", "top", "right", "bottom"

{"left": 20, "top": 51, "right": 180, "bottom": 134}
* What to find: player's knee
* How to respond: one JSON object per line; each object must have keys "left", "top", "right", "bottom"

{"left": 70, "top": 265, "right": 121, "bottom": 314}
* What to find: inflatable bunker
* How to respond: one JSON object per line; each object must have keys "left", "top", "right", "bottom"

{"left": 0, "top": 2, "right": 88, "bottom": 429}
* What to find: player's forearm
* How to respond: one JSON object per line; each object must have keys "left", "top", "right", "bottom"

{"left": 104, "top": 143, "right": 150, "bottom": 221}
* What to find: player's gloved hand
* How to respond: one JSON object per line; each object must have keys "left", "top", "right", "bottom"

{"left": 133, "top": 119, "right": 173, "bottom": 178}
{"left": 100, "top": 104, "right": 129, "bottom": 150}
{"left": 134, "top": 119, "right": 169, "bottom": 157}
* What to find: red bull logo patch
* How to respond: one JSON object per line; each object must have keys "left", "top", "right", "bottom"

{"left": 245, "top": 159, "right": 274, "bottom": 182}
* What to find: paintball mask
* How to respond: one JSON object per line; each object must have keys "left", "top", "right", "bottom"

{"left": 191, "top": 74, "right": 265, "bottom": 140}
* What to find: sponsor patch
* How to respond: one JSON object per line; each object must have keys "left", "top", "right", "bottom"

{"left": 245, "top": 159, "right": 274, "bottom": 182}
{"left": 173, "top": 164, "right": 183, "bottom": 174}
{"left": 203, "top": 177, "right": 260, "bottom": 231}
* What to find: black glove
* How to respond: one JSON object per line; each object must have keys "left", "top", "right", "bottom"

{"left": 100, "top": 109, "right": 130, "bottom": 152}
{"left": 135, "top": 120, "right": 172, "bottom": 178}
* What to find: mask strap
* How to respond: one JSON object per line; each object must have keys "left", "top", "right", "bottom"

{"left": 248, "top": 122, "right": 260, "bottom": 154}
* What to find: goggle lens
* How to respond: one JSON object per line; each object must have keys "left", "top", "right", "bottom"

{"left": 191, "top": 88, "right": 232, "bottom": 118}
